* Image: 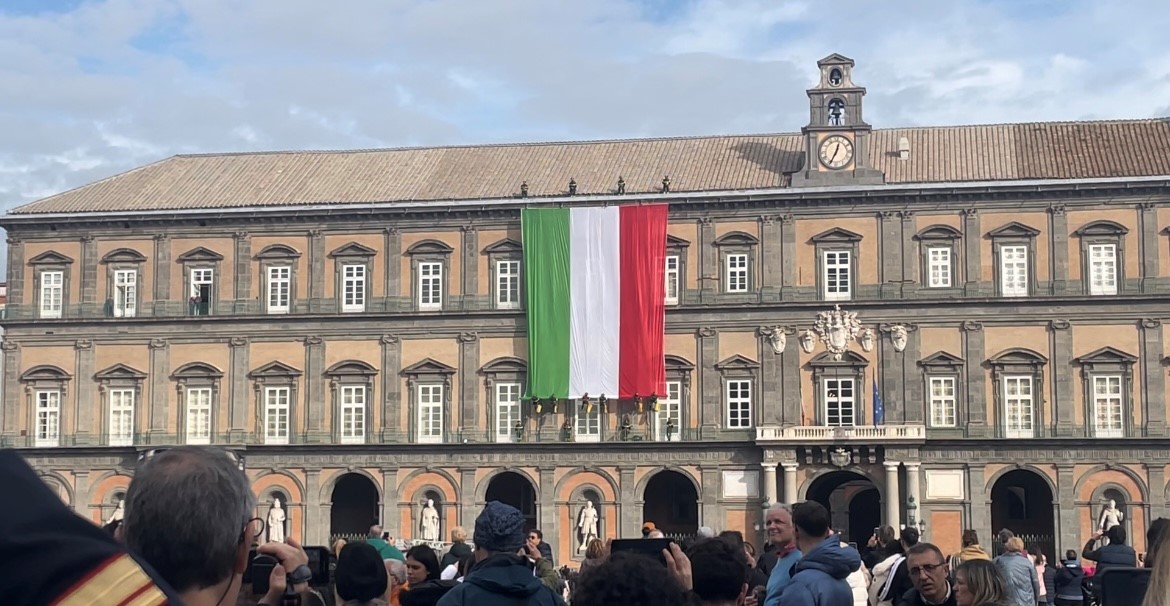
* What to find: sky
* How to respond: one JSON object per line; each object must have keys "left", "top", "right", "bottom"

{"left": 1, "top": 0, "right": 1169, "bottom": 215}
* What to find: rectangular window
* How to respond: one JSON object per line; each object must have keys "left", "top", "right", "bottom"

{"left": 494, "top": 383, "right": 522, "bottom": 443}
{"left": 266, "top": 266, "right": 291, "bottom": 314}
{"left": 417, "top": 384, "right": 444, "bottom": 443}
{"left": 35, "top": 390, "right": 61, "bottom": 447}
{"left": 665, "top": 255, "right": 680, "bottom": 305}
{"left": 824, "top": 378, "right": 856, "bottom": 426}
{"left": 186, "top": 388, "right": 212, "bottom": 445}
{"left": 339, "top": 385, "right": 366, "bottom": 444}
{"left": 1088, "top": 244, "right": 1118, "bottom": 296}
{"left": 576, "top": 401, "right": 601, "bottom": 442}
{"left": 1092, "top": 375, "right": 1124, "bottom": 438}
{"left": 655, "top": 381, "right": 682, "bottom": 441}
{"left": 496, "top": 260, "right": 521, "bottom": 309}
{"left": 264, "top": 387, "right": 290, "bottom": 445}
{"left": 726, "top": 380, "right": 752, "bottom": 428}
{"left": 113, "top": 269, "right": 138, "bottom": 317}
{"left": 999, "top": 245, "right": 1028, "bottom": 297}
{"left": 108, "top": 389, "right": 135, "bottom": 446}
{"left": 1003, "top": 376, "right": 1034, "bottom": 438}
{"left": 823, "top": 250, "right": 852, "bottom": 300}
{"left": 342, "top": 264, "right": 367, "bottom": 313}
{"left": 926, "top": 247, "right": 952, "bottom": 288}
{"left": 928, "top": 377, "right": 957, "bottom": 427}
{"left": 725, "top": 254, "right": 748, "bottom": 293}
{"left": 39, "top": 270, "right": 64, "bottom": 318}
{"left": 419, "top": 262, "right": 443, "bottom": 310}
{"left": 190, "top": 268, "right": 214, "bottom": 315}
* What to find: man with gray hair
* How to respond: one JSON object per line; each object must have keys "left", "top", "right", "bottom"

{"left": 122, "top": 446, "right": 310, "bottom": 606}
{"left": 386, "top": 558, "right": 408, "bottom": 603}
{"left": 758, "top": 503, "right": 800, "bottom": 606}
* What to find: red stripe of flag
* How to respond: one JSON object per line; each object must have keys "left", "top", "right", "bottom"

{"left": 617, "top": 204, "right": 668, "bottom": 398}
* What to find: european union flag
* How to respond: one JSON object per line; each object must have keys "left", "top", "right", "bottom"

{"left": 873, "top": 373, "right": 885, "bottom": 425}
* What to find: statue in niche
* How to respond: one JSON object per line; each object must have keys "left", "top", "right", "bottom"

{"left": 577, "top": 500, "right": 600, "bottom": 551}
{"left": 107, "top": 498, "right": 125, "bottom": 525}
{"left": 1097, "top": 499, "right": 1124, "bottom": 545}
{"left": 420, "top": 499, "right": 440, "bottom": 542}
{"left": 267, "top": 498, "right": 286, "bottom": 544}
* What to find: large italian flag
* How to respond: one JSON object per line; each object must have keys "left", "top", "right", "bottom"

{"left": 522, "top": 205, "right": 668, "bottom": 400}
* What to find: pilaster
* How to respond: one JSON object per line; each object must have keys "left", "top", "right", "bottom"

{"left": 760, "top": 216, "right": 781, "bottom": 302}
{"left": 73, "top": 340, "right": 96, "bottom": 445}
{"left": 1141, "top": 319, "right": 1166, "bottom": 436}
{"left": 460, "top": 226, "right": 478, "bottom": 309}
{"left": 79, "top": 236, "right": 98, "bottom": 311}
{"left": 304, "top": 336, "right": 326, "bottom": 442}
{"left": 233, "top": 231, "right": 252, "bottom": 313}
{"left": 902, "top": 325, "right": 923, "bottom": 424}
{"left": 308, "top": 230, "right": 325, "bottom": 313}
{"left": 539, "top": 467, "right": 557, "bottom": 558}
{"left": 1139, "top": 203, "right": 1160, "bottom": 293}
{"left": 966, "top": 465, "right": 988, "bottom": 537}
{"left": 883, "top": 461, "right": 901, "bottom": 529}
{"left": 1145, "top": 464, "right": 1167, "bottom": 520}
{"left": 697, "top": 327, "right": 719, "bottom": 436}
{"left": 304, "top": 468, "right": 322, "bottom": 545}
{"left": 962, "top": 321, "right": 987, "bottom": 436}
{"left": 700, "top": 465, "right": 720, "bottom": 528}
{"left": 1051, "top": 320, "right": 1075, "bottom": 436}
{"left": 905, "top": 462, "right": 921, "bottom": 522}
{"left": 147, "top": 339, "right": 169, "bottom": 441}
{"left": 459, "top": 467, "right": 477, "bottom": 528}
{"left": 380, "top": 335, "right": 402, "bottom": 442}
{"left": 758, "top": 328, "right": 784, "bottom": 425}
{"left": 619, "top": 466, "right": 636, "bottom": 538}
{"left": 780, "top": 215, "right": 796, "bottom": 300}
{"left": 228, "top": 337, "right": 250, "bottom": 442}
{"left": 782, "top": 462, "right": 799, "bottom": 504}
{"left": 879, "top": 212, "right": 901, "bottom": 298}
{"left": 152, "top": 234, "right": 170, "bottom": 316}
{"left": 698, "top": 218, "right": 716, "bottom": 302}
{"left": 781, "top": 335, "right": 801, "bottom": 426}
{"left": 1049, "top": 205, "right": 1069, "bottom": 294}
{"left": 962, "top": 209, "right": 982, "bottom": 296}
{"left": 1056, "top": 464, "right": 1077, "bottom": 557}
{"left": 2, "top": 341, "right": 20, "bottom": 436}
{"left": 900, "top": 211, "right": 916, "bottom": 295}
{"left": 6, "top": 237, "right": 25, "bottom": 307}
{"left": 879, "top": 324, "right": 900, "bottom": 423}
{"left": 458, "top": 332, "right": 479, "bottom": 439}
{"left": 73, "top": 470, "right": 90, "bottom": 515}
{"left": 761, "top": 462, "right": 778, "bottom": 506}
{"left": 384, "top": 228, "right": 401, "bottom": 311}
{"left": 381, "top": 467, "right": 399, "bottom": 540}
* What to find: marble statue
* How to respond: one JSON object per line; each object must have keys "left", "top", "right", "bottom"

{"left": 421, "top": 499, "right": 440, "bottom": 542}
{"left": 1099, "top": 499, "right": 1123, "bottom": 532}
{"left": 267, "top": 498, "right": 286, "bottom": 544}
{"left": 577, "top": 500, "right": 600, "bottom": 551}
{"left": 106, "top": 498, "right": 125, "bottom": 525}
{"left": 891, "top": 325, "right": 908, "bottom": 353}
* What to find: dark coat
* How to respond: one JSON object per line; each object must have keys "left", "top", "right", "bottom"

{"left": 778, "top": 536, "right": 862, "bottom": 606}
{"left": 441, "top": 542, "right": 473, "bottom": 569}
{"left": 436, "top": 554, "right": 566, "bottom": 606}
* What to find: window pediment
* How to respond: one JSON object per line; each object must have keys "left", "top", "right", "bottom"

{"left": 1075, "top": 347, "right": 1137, "bottom": 366}
{"left": 1075, "top": 221, "right": 1129, "bottom": 237}
{"left": 810, "top": 228, "right": 863, "bottom": 244}
{"left": 29, "top": 251, "right": 75, "bottom": 265}
{"left": 402, "top": 357, "right": 457, "bottom": 377}
{"left": 988, "top": 348, "right": 1047, "bottom": 369}
{"left": 94, "top": 363, "right": 147, "bottom": 382}
{"left": 809, "top": 350, "right": 869, "bottom": 369}
{"left": 406, "top": 239, "right": 454, "bottom": 255}
{"left": 177, "top": 246, "right": 225, "bottom": 263}
{"left": 712, "top": 231, "right": 759, "bottom": 247}
{"left": 248, "top": 361, "right": 303, "bottom": 379}
{"left": 255, "top": 244, "right": 302, "bottom": 260}
{"left": 171, "top": 362, "right": 224, "bottom": 380}
{"left": 479, "top": 357, "right": 527, "bottom": 375}
{"left": 101, "top": 248, "right": 147, "bottom": 264}
{"left": 666, "top": 234, "right": 691, "bottom": 249}
{"left": 325, "top": 360, "right": 378, "bottom": 377}
{"left": 21, "top": 365, "right": 72, "bottom": 381}
{"left": 330, "top": 242, "right": 377, "bottom": 258}
{"left": 665, "top": 355, "right": 695, "bottom": 371}
{"left": 986, "top": 222, "right": 1040, "bottom": 239}
{"left": 714, "top": 354, "right": 759, "bottom": 371}
{"left": 915, "top": 225, "right": 962, "bottom": 241}
{"left": 482, "top": 239, "right": 522, "bottom": 254}
{"left": 918, "top": 351, "right": 964, "bottom": 371}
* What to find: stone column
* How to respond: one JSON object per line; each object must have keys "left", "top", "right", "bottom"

{"left": 1049, "top": 205, "right": 1069, "bottom": 295}
{"left": 2, "top": 341, "right": 20, "bottom": 436}
{"left": 148, "top": 339, "right": 169, "bottom": 442}
{"left": 1139, "top": 203, "right": 1161, "bottom": 293}
{"left": 1141, "top": 319, "right": 1166, "bottom": 437}
{"left": 460, "top": 226, "right": 478, "bottom": 310}
{"left": 539, "top": 467, "right": 557, "bottom": 558}
{"left": 759, "top": 328, "right": 784, "bottom": 425}
{"left": 879, "top": 212, "right": 901, "bottom": 298}
{"left": 1146, "top": 464, "right": 1167, "bottom": 520}
{"left": 760, "top": 216, "right": 781, "bottom": 302}
{"left": 961, "top": 209, "right": 982, "bottom": 296}
{"left": 780, "top": 215, "right": 796, "bottom": 300}
{"left": 700, "top": 465, "right": 720, "bottom": 528}
{"left": 79, "top": 236, "right": 98, "bottom": 314}
{"left": 233, "top": 232, "right": 252, "bottom": 313}
{"left": 383, "top": 228, "right": 401, "bottom": 312}
{"left": 782, "top": 462, "right": 799, "bottom": 504}
{"left": 73, "top": 470, "right": 90, "bottom": 515}
{"left": 228, "top": 337, "right": 250, "bottom": 442}
{"left": 380, "top": 335, "right": 402, "bottom": 442}
{"left": 73, "top": 340, "right": 95, "bottom": 445}
{"left": 1056, "top": 464, "right": 1077, "bottom": 557}
{"left": 307, "top": 230, "right": 325, "bottom": 313}
{"left": 6, "top": 237, "right": 25, "bottom": 309}
{"left": 458, "top": 332, "right": 479, "bottom": 439}
{"left": 304, "top": 336, "right": 326, "bottom": 442}
{"left": 459, "top": 467, "right": 477, "bottom": 528}
{"left": 1051, "top": 320, "right": 1075, "bottom": 436}
{"left": 381, "top": 467, "right": 399, "bottom": 540}
{"left": 966, "top": 465, "right": 988, "bottom": 539}
{"left": 762, "top": 462, "right": 778, "bottom": 506}
{"left": 884, "top": 461, "right": 901, "bottom": 529}
{"left": 697, "top": 328, "right": 719, "bottom": 436}
{"left": 698, "top": 218, "right": 716, "bottom": 303}
{"left": 905, "top": 462, "right": 922, "bottom": 521}
{"left": 962, "top": 321, "right": 987, "bottom": 436}
{"left": 152, "top": 234, "right": 171, "bottom": 316}
{"left": 305, "top": 468, "right": 322, "bottom": 544}
{"left": 619, "top": 466, "right": 636, "bottom": 537}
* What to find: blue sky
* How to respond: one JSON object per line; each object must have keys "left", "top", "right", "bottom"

{"left": 0, "top": 0, "right": 1168, "bottom": 214}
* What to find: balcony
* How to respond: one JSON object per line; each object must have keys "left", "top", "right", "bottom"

{"left": 755, "top": 424, "right": 926, "bottom": 445}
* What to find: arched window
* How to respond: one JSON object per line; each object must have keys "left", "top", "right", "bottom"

{"left": 827, "top": 99, "right": 846, "bottom": 126}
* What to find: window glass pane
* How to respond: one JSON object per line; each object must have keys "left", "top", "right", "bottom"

{"left": 264, "top": 387, "right": 290, "bottom": 444}
{"left": 927, "top": 247, "right": 951, "bottom": 288}
{"left": 1000, "top": 246, "right": 1028, "bottom": 296}
{"left": 418, "top": 385, "right": 444, "bottom": 442}
{"left": 114, "top": 269, "right": 138, "bottom": 317}
{"left": 665, "top": 256, "right": 680, "bottom": 304}
{"left": 824, "top": 378, "right": 856, "bottom": 426}
{"left": 420, "top": 263, "right": 443, "bottom": 308}
{"left": 495, "top": 383, "right": 521, "bottom": 442}
{"left": 40, "top": 271, "right": 64, "bottom": 318}
{"left": 824, "top": 251, "right": 852, "bottom": 300}
{"left": 1092, "top": 375, "right": 1124, "bottom": 437}
{"left": 656, "top": 381, "right": 682, "bottom": 441}
{"left": 1003, "top": 376, "right": 1033, "bottom": 437}
{"left": 186, "top": 388, "right": 212, "bottom": 444}
{"left": 725, "top": 254, "right": 748, "bottom": 293}
{"left": 1088, "top": 244, "right": 1117, "bottom": 295}
{"left": 343, "top": 264, "right": 367, "bottom": 311}
{"left": 928, "top": 377, "right": 957, "bottom": 427}
{"left": 726, "top": 380, "right": 752, "bottom": 428}
{"left": 496, "top": 261, "right": 520, "bottom": 308}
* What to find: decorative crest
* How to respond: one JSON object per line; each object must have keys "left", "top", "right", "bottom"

{"left": 813, "top": 305, "right": 861, "bottom": 361}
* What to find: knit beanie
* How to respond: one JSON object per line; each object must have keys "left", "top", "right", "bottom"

{"left": 336, "top": 541, "right": 389, "bottom": 602}
{"left": 473, "top": 501, "right": 527, "bottom": 554}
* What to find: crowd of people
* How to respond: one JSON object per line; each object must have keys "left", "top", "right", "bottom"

{"left": 2, "top": 445, "right": 1170, "bottom": 606}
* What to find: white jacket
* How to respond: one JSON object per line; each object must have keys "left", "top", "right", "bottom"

{"left": 844, "top": 544, "right": 872, "bottom": 606}
{"left": 868, "top": 552, "right": 905, "bottom": 606}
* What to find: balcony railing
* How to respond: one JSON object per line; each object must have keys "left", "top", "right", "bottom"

{"left": 755, "top": 424, "right": 926, "bottom": 444}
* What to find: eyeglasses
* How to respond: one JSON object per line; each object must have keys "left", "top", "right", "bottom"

{"left": 909, "top": 563, "right": 945, "bottom": 576}
{"left": 240, "top": 517, "right": 266, "bottom": 543}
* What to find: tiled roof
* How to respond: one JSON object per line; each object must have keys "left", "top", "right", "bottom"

{"left": 10, "top": 119, "right": 1170, "bottom": 215}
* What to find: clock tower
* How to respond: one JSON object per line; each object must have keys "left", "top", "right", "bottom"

{"left": 789, "top": 53, "right": 885, "bottom": 187}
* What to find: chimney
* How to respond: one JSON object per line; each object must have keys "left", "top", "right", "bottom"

{"left": 897, "top": 136, "right": 911, "bottom": 161}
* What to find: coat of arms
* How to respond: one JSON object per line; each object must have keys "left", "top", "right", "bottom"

{"left": 814, "top": 305, "right": 861, "bottom": 361}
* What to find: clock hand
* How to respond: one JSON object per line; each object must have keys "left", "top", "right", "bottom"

{"left": 831, "top": 143, "right": 842, "bottom": 163}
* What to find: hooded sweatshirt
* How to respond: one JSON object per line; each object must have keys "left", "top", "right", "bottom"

{"left": 1053, "top": 559, "right": 1084, "bottom": 601}
{"left": 779, "top": 535, "right": 862, "bottom": 606}
{"left": 435, "top": 554, "right": 566, "bottom": 606}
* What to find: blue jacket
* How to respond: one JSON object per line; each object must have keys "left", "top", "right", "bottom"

{"left": 764, "top": 547, "right": 803, "bottom": 606}
{"left": 778, "top": 535, "right": 862, "bottom": 606}
{"left": 436, "top": 554, "right": 566, "bottom": 606}
{"left": 994, "top": 553, "right": 1041, "bottom": 606}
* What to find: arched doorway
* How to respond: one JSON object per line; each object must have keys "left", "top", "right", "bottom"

{"left": 485, "top": 471, "right": 538, "bottom": 531}
{"left": 806, "top": 471, "right": 881, "bottom": 550}
{"left": 991, "top": 469, "right": 1055, "bottom": 562}
{"left": 331, "top": 473, "right": 379, "bottom": 541}
{"left": 643, "top": 470, "right": 699, "bottom": 536}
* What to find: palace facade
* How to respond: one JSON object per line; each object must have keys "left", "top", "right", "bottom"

{"left": 4, "top": 55, "right": 1170, "bottom": 564}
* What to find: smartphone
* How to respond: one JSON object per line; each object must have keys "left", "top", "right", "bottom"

{"left": 848, "top": 542, "right": 858, "bottom": 550}
{"left": 611, "top": 538, "right": 674, "bottom": 566}
{"left": 751, "top": 586, "right": 767, "bottom": 604}
{"left": 873, "top": 526, "right": 881, "bottom": 536}
{"left": 383, "top": 532, "right": 390, "bottom": 540}
{"left": 250, "top": 554, "right": 279, "bottom": 595}
{"left": 304, "top": 546, "right": 332, "bottom": 585}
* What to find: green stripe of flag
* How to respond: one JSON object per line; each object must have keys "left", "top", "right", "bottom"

{"left": 522, "top": 208, "right": 572, "bottom": 399}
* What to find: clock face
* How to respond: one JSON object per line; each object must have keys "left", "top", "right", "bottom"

{"left": 818, "top": 135, "right": 854, "bottom": 170}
